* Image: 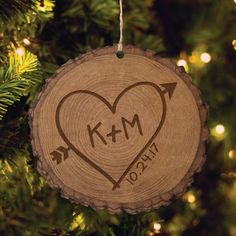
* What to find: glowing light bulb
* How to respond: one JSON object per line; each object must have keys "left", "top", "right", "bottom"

{"left": 23, "top": 38, "right": 31, "bottom": 45}
{"left": 228, "top": 150, "right": 236, "bottom": 159}
{"left": 187, "top": 193, "right": 196, "bottom": 203}
{"left": 177, "top": 59, "right": 187, "bottom": 67}
{"left": 16, "top": 48, "right": 24, "bottom": 56}
{"left": 232, "top": 40, "right": 236, "bottom": 50}
{"left": 147, "top": 231, "right": 154, "bottom": 236}
{"left": 215, "top": 124, "right": 225, "bottom": 134}
{"left": 153, "top": 222, "right": 161, "bottom": 232}
{"left": 200, "top": 52, "right": 211, "bottom": 63}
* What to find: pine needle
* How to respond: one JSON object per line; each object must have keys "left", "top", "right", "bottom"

{"left": 0, "top": 48, "right": 42, "bottom": 120}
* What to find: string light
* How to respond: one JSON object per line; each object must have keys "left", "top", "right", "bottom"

{"left": 187, "top": 193, "right": 196, "bottom": 203}
{"left": 16, "top": 48, "right": 24, "bottom": 56}
{"left": 232, "top": 39, "right": 236, "bottom": 50}
{"left": 228, "top": 150, "right": 236, "bottom": 159}
{"left": 177, "top": 59, "right": 189, "bottom": 72}
{"left": 147, "top": 231, "right": 154, "bottom": 236}
{"left": 200, "top": 52, "right": 211, "bottom": 63}
{"left": 152, "top": 222, "right": 161, "bottom": 233}
{"left": 153, "top": 222, "right": 161, "bottom": 231}
{"left": 215, "top": 124, "right": 225, "bottom": 134}
{"left": 177, "top": 59, "right": 187, "bottom": 67}
{"left": 23, "top": 38, "right": 31, "bottom": 45}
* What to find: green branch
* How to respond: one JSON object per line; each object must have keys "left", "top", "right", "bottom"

{"left": 0, "top": 48, "right": 42, "bottom": 120}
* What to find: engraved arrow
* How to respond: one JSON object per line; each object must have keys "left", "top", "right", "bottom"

{"left": 160, "top": 82, "right": 177, "bottom": 99}
{"left": 50, "top": 146, "right": 71, "bottom": 164}
{"left": 112, "top": 82, "right": 177, "bottom": 190}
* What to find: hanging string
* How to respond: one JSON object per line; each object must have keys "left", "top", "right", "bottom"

{"left": 117, "top": 0, "right": 123, "bottom": 53}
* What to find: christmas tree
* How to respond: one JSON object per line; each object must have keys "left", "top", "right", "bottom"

{"left": 0, "top": 0, "right": 236, "bottom": 235}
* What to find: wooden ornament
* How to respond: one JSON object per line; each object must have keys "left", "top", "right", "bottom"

{"left": 29, "top": 46, "right": 208, "bottom": 214}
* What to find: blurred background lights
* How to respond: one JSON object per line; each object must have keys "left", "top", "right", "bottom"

{"left": 228, "top": 150, "right": 236, "bottom": 159}
{"left": 200, "top": 52, "right": 211, "bottom": 63}
{"left": 153, "top": 222, "right": 161, "bottom": 232}
{"left": 177, "top": 59, "right": 189, "bottom": 72}
{"left": 16, "top": 48, "right": 24, "bottom": 56}
{"left": 177, "top": 59, "right": 187, "bottom": 67}
{"left": 23, "top": 38, "right": 31, "bottom": 45}
{"left": 232, "top": 39, "right": 236, "bottom": 50}
{"left": 147, "top": 231, "right": 154, "bottom": 236}
{"left": 215, "top": 124, "right": 225, "bottom": 134}
{"left": 187, "top": 193, "right": 196, "bottom": 203}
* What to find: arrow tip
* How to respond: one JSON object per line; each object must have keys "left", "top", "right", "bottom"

{"left": 160, "top": 82, "right": 177, "bottom": 99}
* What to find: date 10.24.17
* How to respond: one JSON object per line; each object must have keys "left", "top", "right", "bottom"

{"left": 126, "top": 142, "right": 158, "bottom": 186}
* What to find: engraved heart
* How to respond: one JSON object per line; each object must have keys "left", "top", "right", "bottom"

{"left": 55, "top": 82, "right": 176, "bottom": 189}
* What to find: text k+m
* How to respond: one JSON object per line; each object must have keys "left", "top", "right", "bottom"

{"left": 87, "top": 114, "right": 143, "bottom": 147}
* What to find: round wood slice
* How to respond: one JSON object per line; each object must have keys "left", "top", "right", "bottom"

{"left": 29, "top": 45, "right": 208, "bottom": 214}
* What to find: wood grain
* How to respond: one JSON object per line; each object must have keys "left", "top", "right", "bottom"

{"left": 29, "top": 45, "right": 208, "bottom": 214}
